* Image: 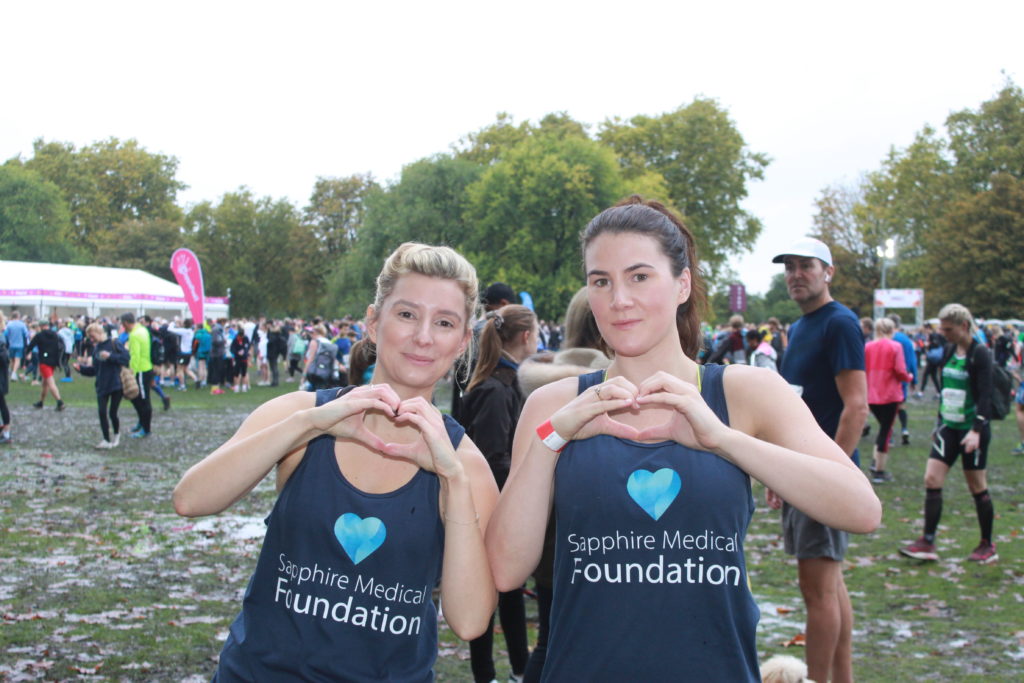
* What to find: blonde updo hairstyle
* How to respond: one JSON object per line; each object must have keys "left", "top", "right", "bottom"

{"left": 369, "top": 242, "right": 480, "bottom": 377}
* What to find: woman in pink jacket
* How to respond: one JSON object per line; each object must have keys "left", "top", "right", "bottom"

{"left": 865, "top": 317, "right": 914, "bottom": 483}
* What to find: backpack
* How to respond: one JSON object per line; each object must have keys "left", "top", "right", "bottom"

{"left": 991, "top": 365, "right": 1013, "bottom": 420}
{"left": 150, "top": 331, "right": 165, "bottom": 365}
{"left": 309, "top": 339, "right": 337, "bottom": 381}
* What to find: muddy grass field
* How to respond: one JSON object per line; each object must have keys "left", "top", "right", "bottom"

{"left": 1, "top": 379, "right": 1022, "bottom": 681}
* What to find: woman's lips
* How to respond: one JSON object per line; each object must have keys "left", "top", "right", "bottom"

{"left": 403, "top": 353, "right": 434, "bottom": 365}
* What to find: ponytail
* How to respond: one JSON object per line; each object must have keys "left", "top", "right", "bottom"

{"left": 466, "top": 305, "right": 536, "bottom": 393}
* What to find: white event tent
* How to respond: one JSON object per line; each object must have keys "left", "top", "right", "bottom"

{"left": 0, "top": 260, "right": 229, "bottom": 321}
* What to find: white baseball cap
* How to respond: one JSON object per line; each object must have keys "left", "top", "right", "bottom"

{"left": 772, "top": 237, "right": 833, "bottom": 266}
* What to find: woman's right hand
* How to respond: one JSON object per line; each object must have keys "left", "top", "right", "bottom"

{"left": 549, "top": 375, "right": 641, "bottom": 442}
{"left": 307, "top": 384, "right": 402, "bottom": 452}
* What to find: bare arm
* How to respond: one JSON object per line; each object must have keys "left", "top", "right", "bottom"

{"left": 437, "top": 438, "right": 499, "bottom": 640}
{"left": 641, "top": 367, "right": 880, "bottom": 533}
{"left": 173, "top": 391, "right": 320, "bottom": 517}
{"left": 833, "top": 368, "right": 869, "bottom": 456}
{"left": 173, "top": 386, "right": 397, "bottom": 517}
{"left": 724, "top": 367, "right": 879, "bottom": 532}
{"left": 485, "top": 379, "right": 575, "bottom": 591}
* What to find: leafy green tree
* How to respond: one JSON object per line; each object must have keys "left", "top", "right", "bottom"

{"left": 91, "top": 217, "right": 185, "bottom": 278}
{"left": 762, "top": 273, "right": 803, "bottom": 324}
{"left": 187, "top": 190, "right": 301, "bottom": 317}
{"left": 0, "top": 164, "right": 78, "bottom": 263}
{"left": 455, "top": 112, "right": 589, "bottom": 165}
{"left": 464, "top": 131, "right": 626, "bottom": 320}
{"left": 303, "top": 174, "right": 378, "bottom": 258}
{"left": 324, "top": 155, "right": 483, "bottom": 316}
{"left": 923, "top": 173, "right": 1024, "bottom": 318}
{"left": 598, "top": 98, "right": 770, "bottom": 278}
{"left": 812, "top": 183, "right": 882, "bottom": 315}
{"left": 24, "top": 137, "right": 185, "bottom": 254}
{"left": 947, "top": 80, "right": 1024, "bottom": 192}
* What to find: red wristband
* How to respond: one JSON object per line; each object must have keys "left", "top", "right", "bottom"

{"left": 536, "top": 419, "right": 569, "bottom": 453}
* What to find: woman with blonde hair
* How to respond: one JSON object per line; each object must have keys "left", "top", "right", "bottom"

{"left": 175, "top": 243, "right": 498, "bottom": 680}
{"left": 900, "top": 303, "right": 998, "bottom": 564}
{"left": 865, "top": 317, "right": 914, "bottom": 483}
{"left": 487, "top": 196, "right": 880, "bottom": 681}
{"left": 74, "top": 322, "right": 130, "bottom": 449}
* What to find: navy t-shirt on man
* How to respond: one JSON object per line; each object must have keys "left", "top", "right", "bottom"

{"left": 780, "top": 301, "right": 865, "bottom": 441}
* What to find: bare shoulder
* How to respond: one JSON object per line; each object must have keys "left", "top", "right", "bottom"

{"left": 520, "top": 375, "right": 584, "bottom": 426}
{"left": 234, "top": 390, "right": 318, "bottom": 439}
{"left": 721, "top": 365, "right": 805, "bottom": 434}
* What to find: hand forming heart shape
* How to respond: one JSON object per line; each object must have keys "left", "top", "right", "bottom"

{"left": 554, "top": 371, "right": 726, "bottom": 452}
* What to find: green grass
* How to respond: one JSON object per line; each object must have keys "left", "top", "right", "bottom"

{"left": 1, "top": 377, "right": 1022, "bottom": 680}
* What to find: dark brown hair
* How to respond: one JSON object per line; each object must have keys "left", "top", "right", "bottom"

{"left": 467, "top": 304, "right": 536, "bottom": 393}
{"left": 580, "top": 195, "right": 707, "bottom": 359}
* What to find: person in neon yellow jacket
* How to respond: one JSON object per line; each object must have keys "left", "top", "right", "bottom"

{"left": 121, "top": 312, "right": 154, "bottom": 437}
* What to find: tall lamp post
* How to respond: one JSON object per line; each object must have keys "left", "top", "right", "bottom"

{"left": 876, "top": 238, "right": 896, "bottom": 289}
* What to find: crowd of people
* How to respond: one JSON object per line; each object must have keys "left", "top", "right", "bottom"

{"left": 2, "top": 196, "right": 1021, "bottom": 682}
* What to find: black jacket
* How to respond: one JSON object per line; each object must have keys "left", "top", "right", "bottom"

{"left": 26, "top": 328, "right": 62, "bottom": 367}
{"left": 460, "top": 363, "right": 523, "bottom": 485}
{"left": 78, "top": 338, "right": 130, "bottom": 396}
{"left": 938, "top": 339, "right": 993, "bottom": 432}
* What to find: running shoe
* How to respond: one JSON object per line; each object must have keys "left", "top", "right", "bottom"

{"left": 60, "top": 377, "right": 73, "bottom": 383}
{"left": 901, "top": 430, "right": 910, "bottom": 445}
{"left": 32, "top": 401, "right": 43, "bottom": 409}
{"left": 95, "top": 440, "right": 113, "bottom": 449}
{"left": 162, "top": 395, "right": 171, "bottom": 411}
{"left": 130, "top": 430, "right": 151, "bottom": 439}
{"left": 0, "top": 435, "right": 11, "bottom": 445}
{"left": 110, "top": 433, "right": 120, "bottom": 448}
{"left": 871, "top": 470, "right": 893, "bottom": 484}
{"left": 211, "top": 387, "right": 224, "bottom": 395}
{"left": 899, "top": 537, "right": 938, "bottom": 561}
{"left": 56, "top": 400, "right": 65, "bottom": 412}
{"left": 967, "top": 541, "right": 998, "bottom": 564}
{"left": 1011, "top": 442, "right": 1024, "bottom": 456}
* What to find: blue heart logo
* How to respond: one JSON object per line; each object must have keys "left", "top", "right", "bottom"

{"left": 334, "top": 513, "right": 387, "bottom": 565}
{"left": 627, "top": 468, "right": 681, "bottom": 521}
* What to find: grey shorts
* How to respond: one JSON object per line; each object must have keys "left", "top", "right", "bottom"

{"left": 782, "top": 502, "right": 849, "bottom": 561}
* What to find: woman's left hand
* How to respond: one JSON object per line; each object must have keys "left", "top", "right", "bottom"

{"left": 635, "top": 371, "right": 730, "bottom": 452}
{"left": 384, "top": 397, "right": 462, "bottom": 480}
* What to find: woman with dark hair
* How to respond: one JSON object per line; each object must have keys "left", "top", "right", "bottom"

{"left": 174, "top": 243, "right": 498, "bottom": 681}
{"left": 460, "top": 305, "right": 538, "bottom": 683}
{"left": 487, "top": 196, "right": 880, "bottom": 681}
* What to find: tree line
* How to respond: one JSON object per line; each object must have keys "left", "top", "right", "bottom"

{"left": 2, "top": 83, "right": 1021, "bottom": 321}
{"left": 811, "top": 79, "right": 1024, "bottom": 318}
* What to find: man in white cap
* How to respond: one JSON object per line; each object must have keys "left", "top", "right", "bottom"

{"left": 767, "top": 237, "right": 868, "bottom": 683}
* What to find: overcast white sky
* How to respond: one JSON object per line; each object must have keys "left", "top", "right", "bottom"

{"left": 3, "top": 1, "right": 1021, "bottom": 294}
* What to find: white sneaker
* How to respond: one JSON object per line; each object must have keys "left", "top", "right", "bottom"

{"left": 95, "top": 440, "right": 113, "bottom": 449}
{"left": 110, "top": 433, "right": 120, "bottom": 448}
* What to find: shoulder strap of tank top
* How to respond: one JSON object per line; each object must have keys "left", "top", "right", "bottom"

{"left": 314, "top": 385, "right": 465, "bottom": 449}
{"left": 315, "top": 385, "right": 354, "bottom": 407}
{"left": 442, "top": 414, "right": 466, "bottom": 449}
{"left": 699, "top": 363, "right": 729, "bottom": 424}
{"left": 576, "top": 370, "right": 604, "bottom": 394}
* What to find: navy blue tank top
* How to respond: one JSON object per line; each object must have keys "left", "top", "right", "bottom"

{"left": 543, "top": 365, "right": 760, "bottom": 682}
{"left": 216, "top": 387, "right": 465, "bottom": 682}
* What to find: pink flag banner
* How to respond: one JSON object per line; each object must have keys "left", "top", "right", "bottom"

{"left": 170, "top": 248, "right": 206, "bottom": 324}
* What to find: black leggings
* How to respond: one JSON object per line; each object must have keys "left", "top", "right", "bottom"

{"left": 0, "top": 391, "right": 10, "bottom": 427}
{"left": 98, "top": 391, "right": 123, "bottom": 441}
{"left": 469, "top": 587, "right": 530, "bottom": 683}
{"left": 869, "top": 403, "right": 899, "bottom": 452}
{"left": 920, "top": 361, "right": 942, "bottom": 393}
